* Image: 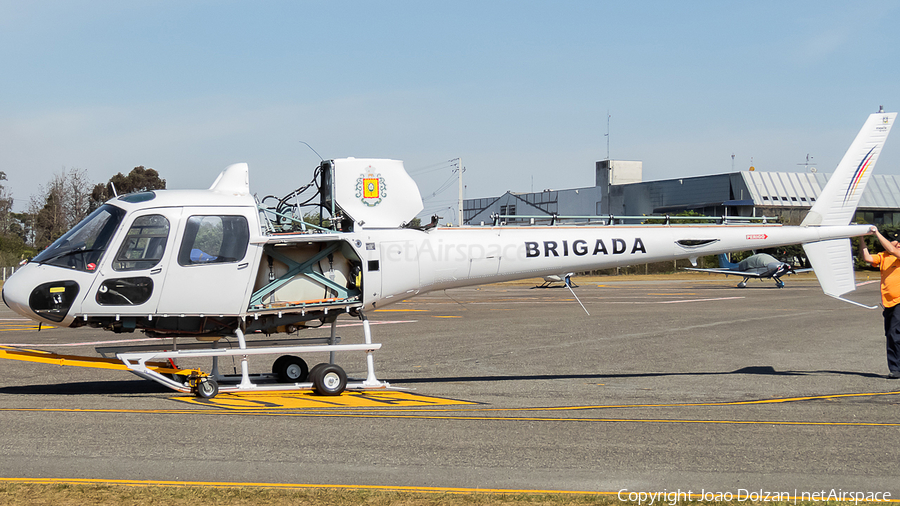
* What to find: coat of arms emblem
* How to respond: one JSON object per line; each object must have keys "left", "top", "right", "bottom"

{"left": 356, "top": 170, "right": 387, "bottom": 207}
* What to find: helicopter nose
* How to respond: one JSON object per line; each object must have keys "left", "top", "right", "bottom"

{"left": 2, "top": 265, "right": 36, "bottom": 318}
{"left": 1, "top": 264, "right": 81, "bottom": 324}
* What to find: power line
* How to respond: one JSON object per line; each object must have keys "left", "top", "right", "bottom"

{"left": 421, "top": 174, "right": 458, "bottom": 201}
{"left": 407, "top": 159, "right": 457, "bottom": 175}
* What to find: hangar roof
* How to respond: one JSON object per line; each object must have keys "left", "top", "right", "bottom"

{"left": 742, "top": 172, "right": 900, "bottom": 209}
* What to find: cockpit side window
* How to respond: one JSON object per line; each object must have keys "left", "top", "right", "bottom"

{"left": 177, "top": 215, "right": 249, "bottom": 266}
{"left": 32, "top": 204, "right": 126, "bottom": 272}
{"left": 113, "top": 215, "right": 170, "bottom": 271}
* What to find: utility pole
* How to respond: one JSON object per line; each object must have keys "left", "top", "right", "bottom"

{"left": 457, "top": 158, "right": 464, "bottom": 226}
{"left": 605, "top": 111, "right": 611, "bottom": 160}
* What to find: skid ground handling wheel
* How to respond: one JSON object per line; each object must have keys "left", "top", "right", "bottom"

{"left": 118, "top": 316, "right": 386, "bottom": 399}
{"left": 189, "top": 361, "right": 347, "bottom": 398}
{"left": 309, "top": 363, "right": 348, "bottom": 396}
{"left": 194, "top": 377, "right": 219, "bottom": 399}
{"left": 273, "top": 355, "right": 309, "bottom": 383}
{"left": 189, "top": 360, "right": 347, "bottom": 398}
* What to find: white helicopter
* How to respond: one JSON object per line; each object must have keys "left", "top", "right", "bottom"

{"left": 1, "top": 109, "right": 895, "bottom": 398}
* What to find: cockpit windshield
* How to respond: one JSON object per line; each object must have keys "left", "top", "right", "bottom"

{"left": 32, "top": 204, "right": 126, "bottom": 271}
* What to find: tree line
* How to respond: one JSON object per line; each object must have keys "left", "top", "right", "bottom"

{"left": 0, "top": 166, "right": 166, "bottom": 266}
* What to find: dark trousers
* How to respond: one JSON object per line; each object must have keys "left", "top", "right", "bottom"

{"left": 882, "top": 305, "right": 900, "bottom": 373}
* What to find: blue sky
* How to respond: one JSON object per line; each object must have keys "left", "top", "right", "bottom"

{"left": 2, "top": 1, "right": 899, "bottom": 221}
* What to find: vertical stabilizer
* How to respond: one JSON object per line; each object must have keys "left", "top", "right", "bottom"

{"left": 717, "top": 253, "right": 738, "bottom": 269}
{"left": 802, "top": 111, "right": 896, "bottom": 226}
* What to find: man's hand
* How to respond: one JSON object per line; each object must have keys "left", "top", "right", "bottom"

{"left": 860, "top": 229, "right": 875, "bottom": 264}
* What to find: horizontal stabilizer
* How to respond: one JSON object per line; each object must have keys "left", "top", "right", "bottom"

{"left": 802, "top": 239, "right": 856, "bottom": 298}
{"left": 684, "top": 267, "right": 756, "bottom": 277}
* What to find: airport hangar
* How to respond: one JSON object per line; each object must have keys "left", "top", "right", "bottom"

{"left": 463, "top": 160, "right": 900, "bottom": 227}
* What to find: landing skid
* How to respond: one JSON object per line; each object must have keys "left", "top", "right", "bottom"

{"left": 112, "top": 314, "right": 390, "bottom": 399}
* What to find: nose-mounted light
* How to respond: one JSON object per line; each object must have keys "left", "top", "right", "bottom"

{"left": 28, "top": 281, "right": 80, "bottom": 322}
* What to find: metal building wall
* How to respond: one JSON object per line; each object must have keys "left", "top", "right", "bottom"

{"left": 463, "top": 167, "right": 900, "bottom": 225}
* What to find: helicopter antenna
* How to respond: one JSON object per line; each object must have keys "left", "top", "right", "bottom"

{"left": 299, "top": 141, "right": 324, "bottom": 162}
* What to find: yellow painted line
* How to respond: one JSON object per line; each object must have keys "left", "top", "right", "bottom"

{"left": 399, "top": 389, "right": 900, "bottom": 413}
{"left": 0, "top": 347, "right": 176, "bottom": 372}
{"left": 172, "top": 390, "right": 477, "bottom": 409}
{"left": 199, "top": 411, "right": 900, "bottom": 427}
{"left": 0, "top": 322, "right": 48, "bottom": 330}
{"left": 1, "top": 405, "right": 898, "bottom": 427}
{"left": 3, "top": 479, "right": 897, "bottom": 503}
{"left": 0, "top": 477, "right": 615, "bottom": 496}
{"left": 0, "top": 407, "right": 205, "bottom": 415}
{"left": 431, "top": 315, "right": 461, "bottom": 318}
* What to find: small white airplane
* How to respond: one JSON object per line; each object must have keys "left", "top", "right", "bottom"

{"left": 1, "top": 110, "right": 895, "bottom": 398}
{"left": 685, "top": 252, "right": 812, "bottom": 288}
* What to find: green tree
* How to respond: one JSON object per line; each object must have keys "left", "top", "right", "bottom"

{"left": 642, "top": 210, "right": 718, "bottom": 225}
{"left": 0, "top": 171, "right": 12, "bottom": 237}
{"left": 27, "top": 167, "right": 93, "bottom": 249}
{"left": 90, "top": 166, "right": 166, "bottom": 211}
{"left": 0, "top": 172, "right": 35, "bottom": 264}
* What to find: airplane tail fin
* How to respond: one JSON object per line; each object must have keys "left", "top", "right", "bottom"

{"left": 799, "top": 111, "right": 894, "bottom": 308}
{"left": 717, "top": 253, "right": 739, "bottom": 269}
{"left": 801, "top": 111, "right": 896, "bottom": 227}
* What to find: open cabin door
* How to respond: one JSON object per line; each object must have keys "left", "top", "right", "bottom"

{"left": 155, "top": 207, "right": 259, "bottom": 316}
{"left": 247, "top": 237, "right": 364, "bottom": 314}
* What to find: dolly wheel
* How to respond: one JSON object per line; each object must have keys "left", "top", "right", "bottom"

{"left": 195, "top": 378, "right": 219, "bottom": 399}
{"left": 275, "top": 355, "right": 309, "bottom": 383}
{"left": 311, "top": 364, "right": 347, "bottom": 396}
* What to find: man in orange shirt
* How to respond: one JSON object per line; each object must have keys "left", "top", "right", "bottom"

{"left": 859, "top": 226, "right": 900, "bottom": 379}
